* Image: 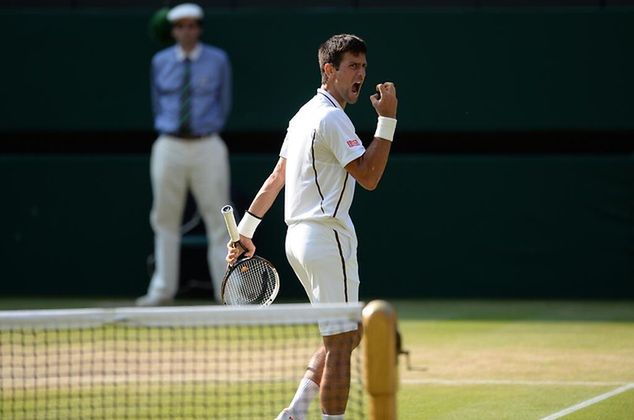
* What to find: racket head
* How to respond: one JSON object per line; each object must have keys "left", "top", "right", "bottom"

{"left": 221, "top": 255, "right": 280, "bottom": 306}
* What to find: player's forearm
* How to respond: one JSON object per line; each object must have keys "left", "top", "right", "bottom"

{"left": 248, "top": 180, "right": 282, "bottom": 217}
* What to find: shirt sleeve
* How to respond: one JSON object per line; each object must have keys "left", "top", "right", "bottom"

{"left": 320, "top": 110, "right": 365, "bottom": 167}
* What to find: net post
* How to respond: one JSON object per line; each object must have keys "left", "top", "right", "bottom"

{"left": 362, "top": 300, "right": 398, "bottom": 420}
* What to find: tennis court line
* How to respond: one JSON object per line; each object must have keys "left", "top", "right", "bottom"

{"left": 402, "top": 379, "right": 629, "bottom": 387}
{"left": 539, "top": 383, "right": 634, "bottom": 420}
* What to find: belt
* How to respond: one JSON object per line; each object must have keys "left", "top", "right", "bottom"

{"left": 166, "top": 132, "right": 213, "bottom": 140}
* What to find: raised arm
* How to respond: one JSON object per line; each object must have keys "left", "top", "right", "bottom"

{"left": 345, "top": 82, "right": 398, "bottom": 191}
{"left": 227, "top": 157, "right": 286, "bottom": 262}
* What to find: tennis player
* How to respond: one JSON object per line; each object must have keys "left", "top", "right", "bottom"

{"left": 226, "top": 34, "right": 397, "bottom": 420}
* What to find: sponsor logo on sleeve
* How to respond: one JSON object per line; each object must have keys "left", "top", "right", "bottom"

{"left": 346, "top": 139, "right": 361, "bottom": 148}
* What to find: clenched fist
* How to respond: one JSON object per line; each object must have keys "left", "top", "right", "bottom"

{"left": 370, "top": 82, "right": 398, "bottom": 119}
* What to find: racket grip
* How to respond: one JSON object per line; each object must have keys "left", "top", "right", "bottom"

{"left": 221, "top": 205, "right": 240, "bottom": 243}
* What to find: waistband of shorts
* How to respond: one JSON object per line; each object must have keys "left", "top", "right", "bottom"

{"left": 287, "top": 219, "right": 356, "bottom": 238}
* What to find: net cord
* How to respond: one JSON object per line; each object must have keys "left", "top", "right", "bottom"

{"left": 0, "top": 303, "right": 363, "bottom": 330}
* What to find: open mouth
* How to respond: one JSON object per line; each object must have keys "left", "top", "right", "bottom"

{"left": 352, "top": 82, "right": 361, "bottom": 94}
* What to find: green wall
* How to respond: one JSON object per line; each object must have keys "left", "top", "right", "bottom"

{"left": 2, "top": 8, "right": 632, "bottom": 299}
{"left": 2, "top": 154, "right": 632, "bottom": 298}
{"left": 2, "top": 8, "right": 634, "bottom": 132}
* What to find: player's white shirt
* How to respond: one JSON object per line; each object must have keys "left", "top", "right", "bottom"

{"left": 280, "top": 88, "right": 366, "bottom": 237}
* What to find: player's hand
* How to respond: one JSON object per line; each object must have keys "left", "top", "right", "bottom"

{"left": 226, "top": 236, "right": 255, "bottom": 265}
{"left": 370, "top": 82, "right": 398, "bottom": 119}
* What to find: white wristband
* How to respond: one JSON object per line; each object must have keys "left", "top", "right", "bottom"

{"left": 374, "top": 116, "right": 397, "bottom": 142}
{"left": 237, "top": 211, "right": 262, "bottom": 239}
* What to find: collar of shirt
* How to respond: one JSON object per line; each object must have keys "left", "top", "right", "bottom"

{"left": 175, "top": 43, "right": 202, "bottom": 62}
{"left": 317, "top": 88, "right": 343, "bottom": 110}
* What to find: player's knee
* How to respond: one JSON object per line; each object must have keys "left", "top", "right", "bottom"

{"left": 351, "top": 322, "right": 363, "bottom": 349}
{"left": 324, "top": 328, "right": 361, "bottom": 353}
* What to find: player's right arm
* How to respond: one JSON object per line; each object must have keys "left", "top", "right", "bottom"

{"left": 345, "top": 82, "right": 398, "bottom": 191}
{"left": 226, "top": 157, "right": 286, "bottom": 264}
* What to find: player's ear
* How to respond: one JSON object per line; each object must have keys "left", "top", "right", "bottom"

{"left": 324, "top": 63, "right": 335, "bottom": 81}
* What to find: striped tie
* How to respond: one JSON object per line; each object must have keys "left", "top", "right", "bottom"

{"left": 179, "top": 58, "right": 192, "bottom": 134}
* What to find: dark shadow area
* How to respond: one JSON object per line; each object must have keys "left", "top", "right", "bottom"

{"left": 2, "top": 130, "right": 634, "bottom": 155}
{"left": 2, "top": 0, "right": 633, "bottom": 9}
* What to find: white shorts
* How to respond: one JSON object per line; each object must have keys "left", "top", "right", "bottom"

{"left": 285, "top": 222, "right": 360, "bottom": 336}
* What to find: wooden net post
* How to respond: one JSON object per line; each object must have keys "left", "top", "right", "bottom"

{"left": 362, "top": 300, "right": 398, "bottom": 420}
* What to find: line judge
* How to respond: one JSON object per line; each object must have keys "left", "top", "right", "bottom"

{"left": 138, "top": 3, "right": 232, "bottom": 306}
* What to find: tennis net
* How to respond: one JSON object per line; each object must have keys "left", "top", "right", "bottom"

{"left": 0, "top": 303, "right": 366, "bottom": 420}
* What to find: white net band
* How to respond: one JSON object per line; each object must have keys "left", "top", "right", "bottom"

{"left": 0, "top": 302, "right": 362, "bottom": 329}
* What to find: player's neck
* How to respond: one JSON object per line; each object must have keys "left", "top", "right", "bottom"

{"left": 321, "top": 84, "right": 347, "bottom": 109}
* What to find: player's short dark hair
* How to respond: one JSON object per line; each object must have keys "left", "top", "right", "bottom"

{"left": 318, "top": 34, "right": 367, "bottom": 84}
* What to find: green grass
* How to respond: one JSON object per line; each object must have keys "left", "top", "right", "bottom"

{"left": 1, "top": 298, "right": 633, "bottom": 419}
{"left": 399, "top": 384, "right": 616, "bottom": 420}
{"left": 567, "top": 389, "right": 634, "bottom": 420}
{"left": 3, "top": 382, "right": 317, "bottom": 420}
{"left": 393, "top": 300, "right": 634, "bottom": 419}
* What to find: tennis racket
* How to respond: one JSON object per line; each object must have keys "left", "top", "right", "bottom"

{"left": 220, "top": 205, "right": 280, "bottom": 306}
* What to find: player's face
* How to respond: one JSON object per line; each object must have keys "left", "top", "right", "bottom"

{"left": 329, "top": 52, "right": 367, "bottom": 107}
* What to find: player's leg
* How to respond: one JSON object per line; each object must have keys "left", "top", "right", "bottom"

{"left": 189, "top": 134, "right": 231, "bottom": 303}
{"left": 320, "top": 327, "right": 362, "bottom": 416}
{"left": 280, "top": 226, "right": 323, "bottom": 419}
{"left": 291, "top": 347, "right": 325, "bottom": 416}
{"left": 305, "top": 346, "right": 326, "bottom": 385}
{"left": 312, "top": 227, "right": 360, "bottom": 417}
{"left": 139, "top": 135, "right": 188, "bottom": 305}
{"left": 286, "top": 223, "right": 361, "bottom": 417}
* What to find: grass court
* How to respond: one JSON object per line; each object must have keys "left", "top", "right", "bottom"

{"left": 1, "top": 298, "right": 632, "bottom": 419}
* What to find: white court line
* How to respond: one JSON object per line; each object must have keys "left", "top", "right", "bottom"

{"left": 540, "top": 383, "right": 634, "bottom": 420}
{"left": 402, "top": 379, "right": 628, "bottom": 387}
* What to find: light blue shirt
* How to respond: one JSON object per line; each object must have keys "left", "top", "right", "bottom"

{"left": 151, "top": 43, "right": 232, "bottom": 135}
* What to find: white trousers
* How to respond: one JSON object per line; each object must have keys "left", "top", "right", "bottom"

{"left": 146, "top": 134, "right": 230, "bottom": 302}
{"left": 285, "top": 222, "right": 360, "bottom": 335}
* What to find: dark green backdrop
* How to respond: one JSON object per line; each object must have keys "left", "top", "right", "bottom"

{"left": 2, "top": 8, "right": 634, "bottom": 132}
{"left": 1, "top": 8, "right": 633, "bottom": 298}
{"left": 2, "top": 154, "right": 632, "bottom": 298}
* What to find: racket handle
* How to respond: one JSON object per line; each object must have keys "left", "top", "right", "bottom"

{"left": 221, "top": 205, "right": 240, "bottom": 243}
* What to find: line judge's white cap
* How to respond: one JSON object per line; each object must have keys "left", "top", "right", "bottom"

{"left": 167, "top": 3, "right": 204, "bottom": 22}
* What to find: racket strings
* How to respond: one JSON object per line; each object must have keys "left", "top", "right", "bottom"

{"left": 225, "top": 258, "right": 278, "bottom": 305}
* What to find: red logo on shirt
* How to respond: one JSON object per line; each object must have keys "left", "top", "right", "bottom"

{"left": 346, "top": 139, "right": 360, "bottom": 148}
